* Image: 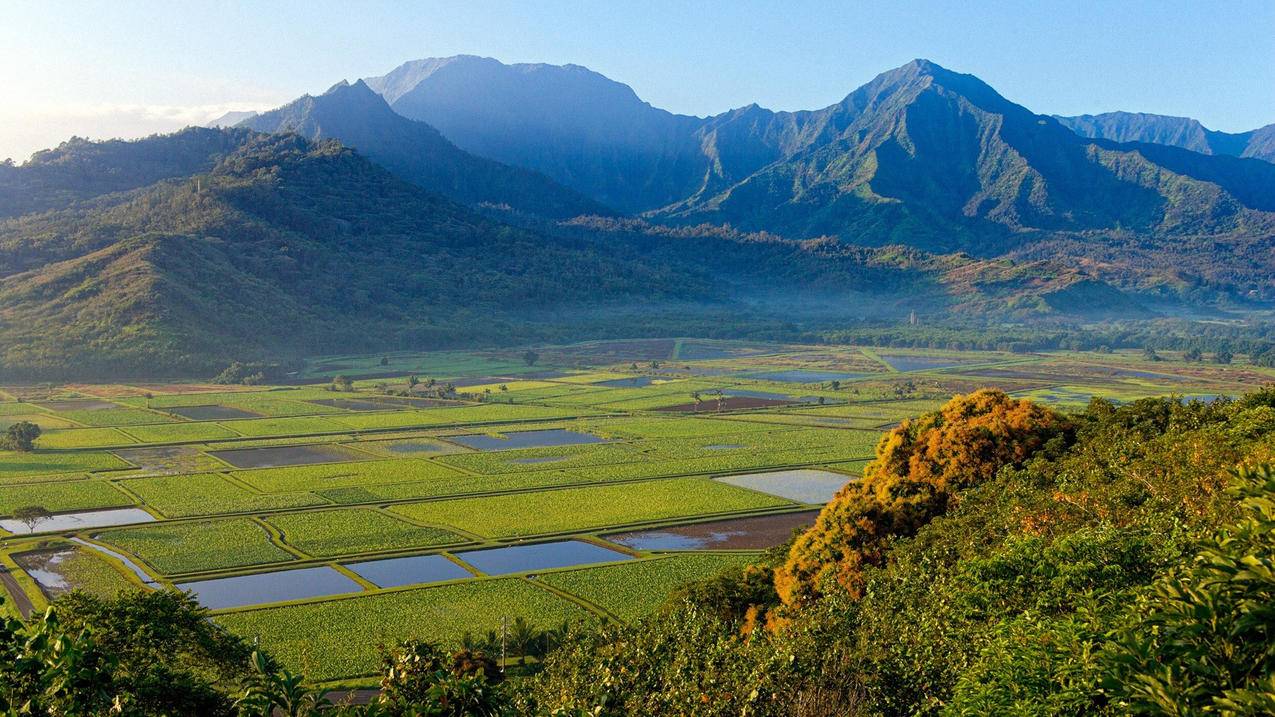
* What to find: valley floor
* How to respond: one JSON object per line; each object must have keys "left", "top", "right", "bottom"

{"left": 1, "top": 338, "right": 1269, "bottom": 684}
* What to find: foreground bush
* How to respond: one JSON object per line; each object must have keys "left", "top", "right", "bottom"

{"left": 776, "top": 389, "right": 1070, "bottom": 607}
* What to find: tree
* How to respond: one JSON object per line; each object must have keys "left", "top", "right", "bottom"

{"left": 775, "top": 389, "right": 1071, "bottom": 608}
{"left": 1143, "top": 346, "right": 1162, "bottom": 362}
{"left": 1215, "top": 350, "right": 1234, "bottom": 365}
{"left": 12, "top": 505, "right": 51, "bottom": 533}
{"left": 829, "top": 380, "right": 841, "bottom": 391}
{"left": 331, "top": 375, "right": 353, "bottom": 392}
{"left": 1, "top": 421, "right": 41, "bottom": 452}
{"left": 507, "top": 616, "right": 539, "bottom": 665}
{"left": 521, "top": 350, "right": 539, "bottom": 367}
{"left": 379, "top": 356, "right": 390, "bottom": 366}
{"left": 407, "top": 374, "right": 420, "bottom": 389}
{"left": 1183, "top": 348, "right": 1202, "bottom": 362}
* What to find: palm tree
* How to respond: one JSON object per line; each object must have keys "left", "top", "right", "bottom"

{"left": 508, "top": 617, "right": 540, "bottom": 665}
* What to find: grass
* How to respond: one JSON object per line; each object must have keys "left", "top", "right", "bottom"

{"left": 0, "top": 450, "right": 130, "bottom": 478}
{"left": 388, "top": 478, "right": 792, "bottom": 538}
{"left": 215, "top": 578, "right": 589, "bottom": 680}
{"left": 97, "top": 518, "right": 295, "bottom": 574}
{"left": 539, "top": 553, "right": 757, "bottom": 621}
{"left": 265, "top": 509, "right": 464, "bottom": 557}
{"left": 0, "top": 480, "right": 131, "bottom": 516}
{"left": 122, "top": 473, "right": 327, "bottom": 518}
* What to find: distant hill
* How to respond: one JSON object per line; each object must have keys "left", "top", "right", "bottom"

{"left": 239, "top": 80, "right": 607, "bottom": 219}
{"left": 1055, "top": 112, "right": 1275, "bottom": 163}
{"left": 0, "top": 130, "right": 1149, "bottom": 378}
{"left": 365, "top": 58, "right": 1275, "bottom": 266}
{"left": 0, "top": 134, "right": 688, "bottom": 377}
{"left": 207, "top": 110, "right": 259, "bottom": 128}
{"left": 0, "top": 128, "right": 253, "bottom": 218}
{"left": 365, "top": 55, "right": 706, "bottom": 213}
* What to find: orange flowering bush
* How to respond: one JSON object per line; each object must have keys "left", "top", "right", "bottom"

{"left": 774, "top": 389, "right": 1070, "bottom": 607}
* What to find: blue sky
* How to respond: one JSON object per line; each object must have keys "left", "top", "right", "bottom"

{"left": 2, "top": 0, "right": 1272, "bottom": 161}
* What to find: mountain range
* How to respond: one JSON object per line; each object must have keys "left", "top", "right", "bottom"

{"left": 1, "top": 57, "right": 1271, "bottom": 378}
{"left": 1054, "top": 112, "right": 1275, "bottom": 163}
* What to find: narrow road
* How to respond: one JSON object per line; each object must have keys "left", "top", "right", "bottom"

{"left": 0, "top": 567, "right": 34, "bottom": 618}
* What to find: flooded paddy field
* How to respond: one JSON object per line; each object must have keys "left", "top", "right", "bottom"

{"left": 456, "top": 540, "right": 634, "bottom": 575}
{"left": 448, "top": 428, "right": 607, "bottom": 451}
{"left": 714, "top": 469, "right": 853, "bottom": 504}
{"left": 178, "top": 566, "right": 364, "bottom": 610}
{"left": 607, "top": 510, "right": 821, "bottom": 550}
{"left": 208, "top": 444, "right": 366, "bottom": 469}
{"left": 2, "top": 340, "right": 1263, "bottom": 679}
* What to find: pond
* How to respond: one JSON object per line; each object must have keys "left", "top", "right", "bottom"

{"left": 1, "top": 507, "right": 156, "bottom": 534}
{"left": 747, "top": 370, "right": 867, "bottom": 383}
{"left": 344, "top": 554, "right": 473, "bottom": 588}
{"left": 448, "top": 429, "right": 607, "bottom": 452}
{"left": 13, "top": 549, "right": 77, "bottom": 595}
{"left": 176, "top": 566, "right": 363, "bottom": 610}
{"left": 209, "top": 444, "right": 361, "bottom": 469}
{"left": 34, "top": 399, "right": 118, "bottom": 411}
{"left": 307, "top": 398, "right": 404, "bottom": 412}
{"left": 714, "top": 469, "right": 852, "bottom": 504}
{"left": 456, "top": 540, "right": 633, "bottom": 575}
{"left": 606, "top": 510, "right": 821, "bottom": 550}
{"left": 370, "top": 439, "right": 449, "bottom": 455}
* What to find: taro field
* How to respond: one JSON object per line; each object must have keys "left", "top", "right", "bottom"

{"left": 2, "top": 339, "right": 1269, "bottom": 683}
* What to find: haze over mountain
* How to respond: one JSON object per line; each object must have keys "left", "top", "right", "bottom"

{"left": 365, "top": 58, "right": 1275, "bottom": 245}
{"left": 1, "top": 57, "right": 1272, "bottom": 378}
{"left": 239, "top": 79, "right": 606, "bottom": 218}
{"left": 1055, "top": 112, "right": 1275, "bottom": 163}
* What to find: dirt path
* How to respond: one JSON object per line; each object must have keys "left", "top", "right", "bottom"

{"left": 0, "top": 567, "right": 34, "bottom": 618}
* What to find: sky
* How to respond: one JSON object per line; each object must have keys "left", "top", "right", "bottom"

{"left": 2, "top": 0, "right": 1273, "bottom": 162}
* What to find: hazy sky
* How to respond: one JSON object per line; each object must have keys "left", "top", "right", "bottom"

{"left": 2, "top": 0, "right": 1272, "bottom": 161}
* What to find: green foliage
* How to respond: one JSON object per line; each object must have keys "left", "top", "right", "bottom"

{"left": 1, "top": 419, "right": 41, "bottom": 451}
{"left": 1101, "top": 465, "right": 1275, "bottom": 715}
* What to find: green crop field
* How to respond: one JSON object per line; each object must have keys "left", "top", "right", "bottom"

{"left": 97, "top": 518, "right": 295, "bottom": 575}
{"left": 121, "top": 422, "right": 243, "bottom": 443}
{"left": 266, "top": 509, "right": 464, "bottom": 557}
{"left": 121, "top": 473, "right": 327, "bottom": 518}
{"left": 0, "top": 450, "right": 130, "bottom": 479}
{"left": 215, "top": 578, "right": 590, "bottom": 681}
{"left": 389, "top": 478, "right": 792, "bottom": 538}
{"left": 34, "top": 427, "right": 138, "bottom": 449}
{"left": 2, "top": 340, "right": 1264, "bottom": 683}
{"left": 539, "top": 553, "right": 757, "bottom": 621}
{"left": 230, "top": 458, "right": 467, "bottom": 494}
{"left": 0, "top": 480, "right": 131, "bottom": 516}
{"left": 54, "top": 408, "right": 179, "bottom": 427}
